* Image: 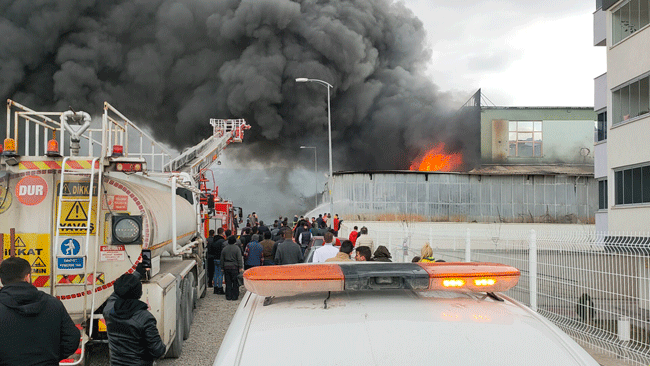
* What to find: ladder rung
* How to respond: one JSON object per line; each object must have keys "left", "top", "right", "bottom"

{"left": 61, "top": 171, "right": 94, "bottom": 176}
{"left": 56, "top": 226, "right": 90, "bottom": 230}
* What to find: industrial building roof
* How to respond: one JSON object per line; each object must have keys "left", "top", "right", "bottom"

{"left": 467, "top": 164, "right": 594, "bottom": 176}
{"left": 334, "top": 165, "right": 594, "bottom": 177}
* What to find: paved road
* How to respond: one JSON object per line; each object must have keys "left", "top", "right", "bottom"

{"left": 87, "top": 288, "right": 242, "bottom": 366}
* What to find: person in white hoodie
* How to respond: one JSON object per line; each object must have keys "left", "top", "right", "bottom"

{"left": 312, "top": 232, "right": 339, "bottom": 263}
{"left": 356, "top": 226, "right": 375, "bottom": 252}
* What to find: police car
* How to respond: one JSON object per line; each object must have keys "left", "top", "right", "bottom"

{"left": 214, "top": 262, "right": 599, "bottom": 366}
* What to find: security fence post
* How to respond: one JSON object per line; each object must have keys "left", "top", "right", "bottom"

{"left": 465, "top": 228, "right": 471, "bottom": 262}
{"left": 529, "top": 229, "right": 537, "bottom": 312}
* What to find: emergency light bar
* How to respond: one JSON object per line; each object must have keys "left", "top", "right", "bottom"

{"left": 244, "top": 262, "right": 520, "bottom": 297}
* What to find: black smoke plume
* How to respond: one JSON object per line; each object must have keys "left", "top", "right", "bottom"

{"left": 1, "top": 0, "right": 474, "bottom": 171}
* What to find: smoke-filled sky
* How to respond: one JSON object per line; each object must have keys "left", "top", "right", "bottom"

{"left": 1, "top": 0, "right": 471, "bottom": 172}
{"left": 1, "top": 0, "right": 605, "bottom": 218}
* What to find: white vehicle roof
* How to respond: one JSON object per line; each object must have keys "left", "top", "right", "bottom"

{"left": 215, "top": 263, "right": 599, "bottom": 366}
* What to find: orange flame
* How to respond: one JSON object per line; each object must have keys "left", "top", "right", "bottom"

{"left": 409, "top": 143, "right": 463, "bottom": 172}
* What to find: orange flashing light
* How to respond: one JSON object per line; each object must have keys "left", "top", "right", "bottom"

{"left": 3, "top": 138, "right": 17, "bottom": 156}
{"left": 243, "top": 262, "right": 520, "bottom": 297}
{"left": 244, "top": 264, "right": 345, "bottom": 296}
{"left": 418, "top": 262, "right": 520, "bottom": 292}
{"left": 46, "top": 139, "right": 60, "bottom": 156}
{"left": 474, "top": 278, "right": 496, "bottom": 286}
{"left": 443, "top": 279, "right": 466, "bottom": 288}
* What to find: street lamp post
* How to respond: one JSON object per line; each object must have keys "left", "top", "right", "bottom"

{"left": 300, "top": 146, "right": 317, "bottom": 208}
{"left": 296, "top": 78, "right": 334, "bottom": 221}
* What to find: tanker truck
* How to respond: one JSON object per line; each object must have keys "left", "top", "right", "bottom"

{"left": 0, "top": 100, "right": 249, "bottom": 364}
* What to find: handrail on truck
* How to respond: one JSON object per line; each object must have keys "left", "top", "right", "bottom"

{"left": 4, "top": 100, "right": 173, "bottom": 172}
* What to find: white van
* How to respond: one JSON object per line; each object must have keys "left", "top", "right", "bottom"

{"left": 214, "top": 262, "right": 599, "bottom": 366}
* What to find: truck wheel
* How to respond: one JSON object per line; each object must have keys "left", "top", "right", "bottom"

{"left": 166, "top": 282, "right": 183, "bottom": 358}
{"left": 187, "top": 271, "right": 198, "bottom": 311}
{"left": 191, "top": 273, "right": 199, "bottom": 310}
{"left": 182, "top": 276, "right": 192, "bottom": 340}
{"left": 199, "top": 271, "right": 207, "bottom": 298}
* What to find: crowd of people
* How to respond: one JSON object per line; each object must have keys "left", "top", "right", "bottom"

{"left": 205, "top": 213, "right": 411, "bottom": 297}
{"left": 0, "top": 213, "right": 444, "bottom": 366}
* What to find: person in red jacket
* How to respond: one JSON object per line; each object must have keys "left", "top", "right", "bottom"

{"left": 333, "top": 214, "right": 341, "bottom": 236}
{"left": 349, "top": 226, "right": 359, "bottom": 245}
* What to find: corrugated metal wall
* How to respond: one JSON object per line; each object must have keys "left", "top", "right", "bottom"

{"left": 332, "top": 172, "right": 597, "bottom": 224}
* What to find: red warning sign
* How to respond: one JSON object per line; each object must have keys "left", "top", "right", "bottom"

{"left": 103, "top": 195, "right": 128, "bottom": 211}
{"left": 113, "top": 195, "right": 128, "bottom": 211}
{"left": 15, "top": 176, "right": 48, "bottom": 206}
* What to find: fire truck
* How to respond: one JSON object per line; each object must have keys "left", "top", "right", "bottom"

{"left": 202, "top": 173, "right": 242, "bottom": 234}
{"left": 212, "top": 199, "right": 242, "bottom": 234}
{"left": 0, "top": 100, "right": 249, "bottom": 364}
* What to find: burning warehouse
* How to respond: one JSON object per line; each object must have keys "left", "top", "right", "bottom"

{"left": 327, "top": 90, "right": 598, "bottom": 223}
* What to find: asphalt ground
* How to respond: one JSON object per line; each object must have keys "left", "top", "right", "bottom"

{"left": 87, "top": 286, "right": 241, "bottom": 366}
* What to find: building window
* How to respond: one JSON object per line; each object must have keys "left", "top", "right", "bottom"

{"left": 614, "top": 165, "right": 650, "bottom": 205}
{"left": 596, "top": 112, "right": 607, "bottom": 141}
{"left": 598, "top": 180, "right": 608, "bottom": 209}
{"left": 612, "top": 75, "right": 650, "bottom": 125}
{"left": 612, "top": 0, "right": 650, "bottom": 44}
{"left": 509, "top": 121, "right": 542, "bottom": 157}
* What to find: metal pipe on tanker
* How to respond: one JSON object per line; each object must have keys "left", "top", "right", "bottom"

{"left": 171, "top": 175, "right": 200, "bottom": 255}
{"left": 178, "top": 172, "right": 204, "bottom": 239}
{"left": 172, "top": 176, "right": 178, "bottom": 252}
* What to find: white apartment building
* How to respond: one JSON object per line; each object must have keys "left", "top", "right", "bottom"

{"left": 594, "top": 0, "right": 650, "bottom": 232}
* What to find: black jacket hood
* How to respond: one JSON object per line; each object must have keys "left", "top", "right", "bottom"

{"left": 373, "top": 246, "right": 392, "bottom": 261}
{"left": 113, "top": 298, "right": 148, "bottom": 319}
{"left": 0, "top": 281, "right": 48, "bottom": 316}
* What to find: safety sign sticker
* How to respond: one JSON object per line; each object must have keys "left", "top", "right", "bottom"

{"left": 57, "top": 257, "right": 84, "bottom": 270}
{"left": 103, "top": 195, "right": 128, "bottom": 211}
{"left": 15, "top": 176, "right": 48, "bottom": 206}
{"left": 61, "top": 238, "right": 81, "bottom": 256}
{"left": 55, "top": 199, "right": 97, "bottom": 235}
{"left": 57, "top": 181, "right": 98, "bottom": 197}
{"left": 0, "top": 185, "right": 12, "bottom": 214}
{"left": 55, "top": 180, "right": 98, "bottom": 235}
{"left": 2, "top": 233, "right": 51, "bottom": 277}
{"left": 99, "top": 245, "right": 126, "bottom": 262}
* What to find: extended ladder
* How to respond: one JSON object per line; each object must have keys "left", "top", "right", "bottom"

{"left": 53, "top": 157, "right": 102, "bottom": 365}
{"left": 163, "top": 119, "right": 250, "bottom": 178}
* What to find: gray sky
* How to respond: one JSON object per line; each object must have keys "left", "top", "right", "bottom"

{"left": 402, "top": 0, "right": 605, "bottom": 106}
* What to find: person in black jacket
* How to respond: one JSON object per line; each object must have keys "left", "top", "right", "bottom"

{"left": 220, "top": 236, "right": 244, "bottom": 301}
{"left": 0, "top": 257, "right": 80, "bottom": 366}
{"left": 206, "top": 229, "right": 216, "bottom": 287}
{"left": 209, "top": 228, "right": 226, "bottom": 294}
{"left": 103, "top": 268, "right": 166, "bottom": 366}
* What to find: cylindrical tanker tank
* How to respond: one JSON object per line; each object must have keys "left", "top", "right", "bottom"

{"left": 107, "top": 177, "right": 198, "bottom": 257}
